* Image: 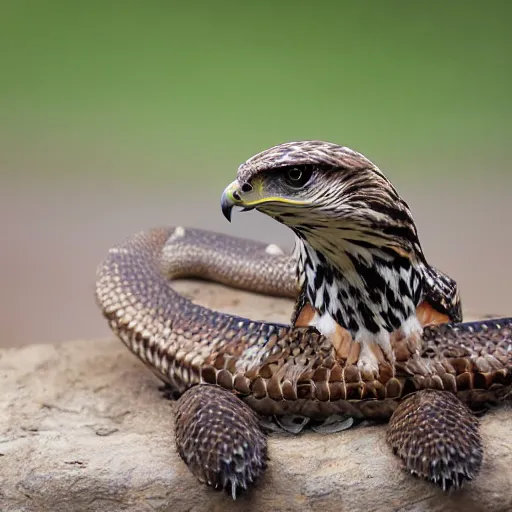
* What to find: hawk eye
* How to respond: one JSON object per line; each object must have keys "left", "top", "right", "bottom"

{"left": 284, "top": 167, "right": 313, "bottom": 188}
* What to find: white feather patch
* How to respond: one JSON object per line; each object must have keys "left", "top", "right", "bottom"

{"left": 309, "top": 311, "right": 338, "bottom": 338}
{"left": 401, "top": 315, "right": 422, "bottom": 337}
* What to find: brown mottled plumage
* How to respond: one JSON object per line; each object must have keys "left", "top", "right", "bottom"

{"left": 237, "top": 140, "right": 376, "bottom": 183}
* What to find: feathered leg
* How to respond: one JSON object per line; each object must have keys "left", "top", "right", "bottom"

{"left": 175, "top": 384, "right": 267, "bottom": 499}
{"left": 386, "top": 389, "right": 483, "bottom": 490}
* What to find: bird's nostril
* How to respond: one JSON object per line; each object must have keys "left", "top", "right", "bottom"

{"left": 233, "top": 190, "right": 241, "bottom": 201}
{"left": 241, "top": 183, "right": 253, "bottom": 193}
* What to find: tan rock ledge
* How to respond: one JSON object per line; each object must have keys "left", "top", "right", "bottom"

{"left": 1, "top": 281, "right": 511, "bottom": 512}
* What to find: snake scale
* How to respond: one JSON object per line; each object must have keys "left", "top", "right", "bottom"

{"left": 96, "top": 141, "right": 512, "bottom": 498}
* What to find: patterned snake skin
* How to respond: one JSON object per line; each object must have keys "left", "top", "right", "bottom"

{"left": 96, "top": 226, "right": 512, "bottom": 419}
{"left": 96, "top": 138, "right": 512, "bottom": 498}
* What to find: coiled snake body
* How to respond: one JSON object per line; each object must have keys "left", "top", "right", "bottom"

{"left": 96, "top": 141, "right": 512, "bottom": 498}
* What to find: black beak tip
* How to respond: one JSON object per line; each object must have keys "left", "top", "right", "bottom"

{"left": 221, "top": 200, "right": 233, "bottom": 222}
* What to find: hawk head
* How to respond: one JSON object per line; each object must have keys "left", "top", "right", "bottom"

{"left": 221, "top": 140, "right": 461, "bottom": 335}
{"left": 221, "top": 140, "right": 423, "bottom": 262}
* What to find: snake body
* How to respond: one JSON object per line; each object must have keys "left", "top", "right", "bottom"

{"left": 96, "top": 141, "right": 512, "bottom": 497}
{"left": 96, "top": 226, "right": 512, "bottom": 421}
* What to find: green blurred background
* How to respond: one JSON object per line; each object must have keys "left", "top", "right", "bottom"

{"left": 1, "top": 0, "right": 511, "bottom": 347}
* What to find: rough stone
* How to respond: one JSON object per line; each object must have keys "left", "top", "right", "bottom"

{"left": 1, "top": 281, "right": 511, "bottom": 512}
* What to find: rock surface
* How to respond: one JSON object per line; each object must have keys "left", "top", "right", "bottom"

{"left": 1, "top": 281, "right": 511, "bottom": 512}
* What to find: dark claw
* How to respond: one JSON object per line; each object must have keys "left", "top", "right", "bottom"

{"left": 175, "top": 385, "right": 267, "bottom": 499}
{"left": 386, "top": 390, "right": 483, "bottom": 491}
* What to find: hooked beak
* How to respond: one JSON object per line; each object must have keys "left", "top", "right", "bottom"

{"left": 220, "top": 180, "right": 244, "bottom": 222}
{"left": 220, "top": 178, "right": 310, "bottom": 222}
